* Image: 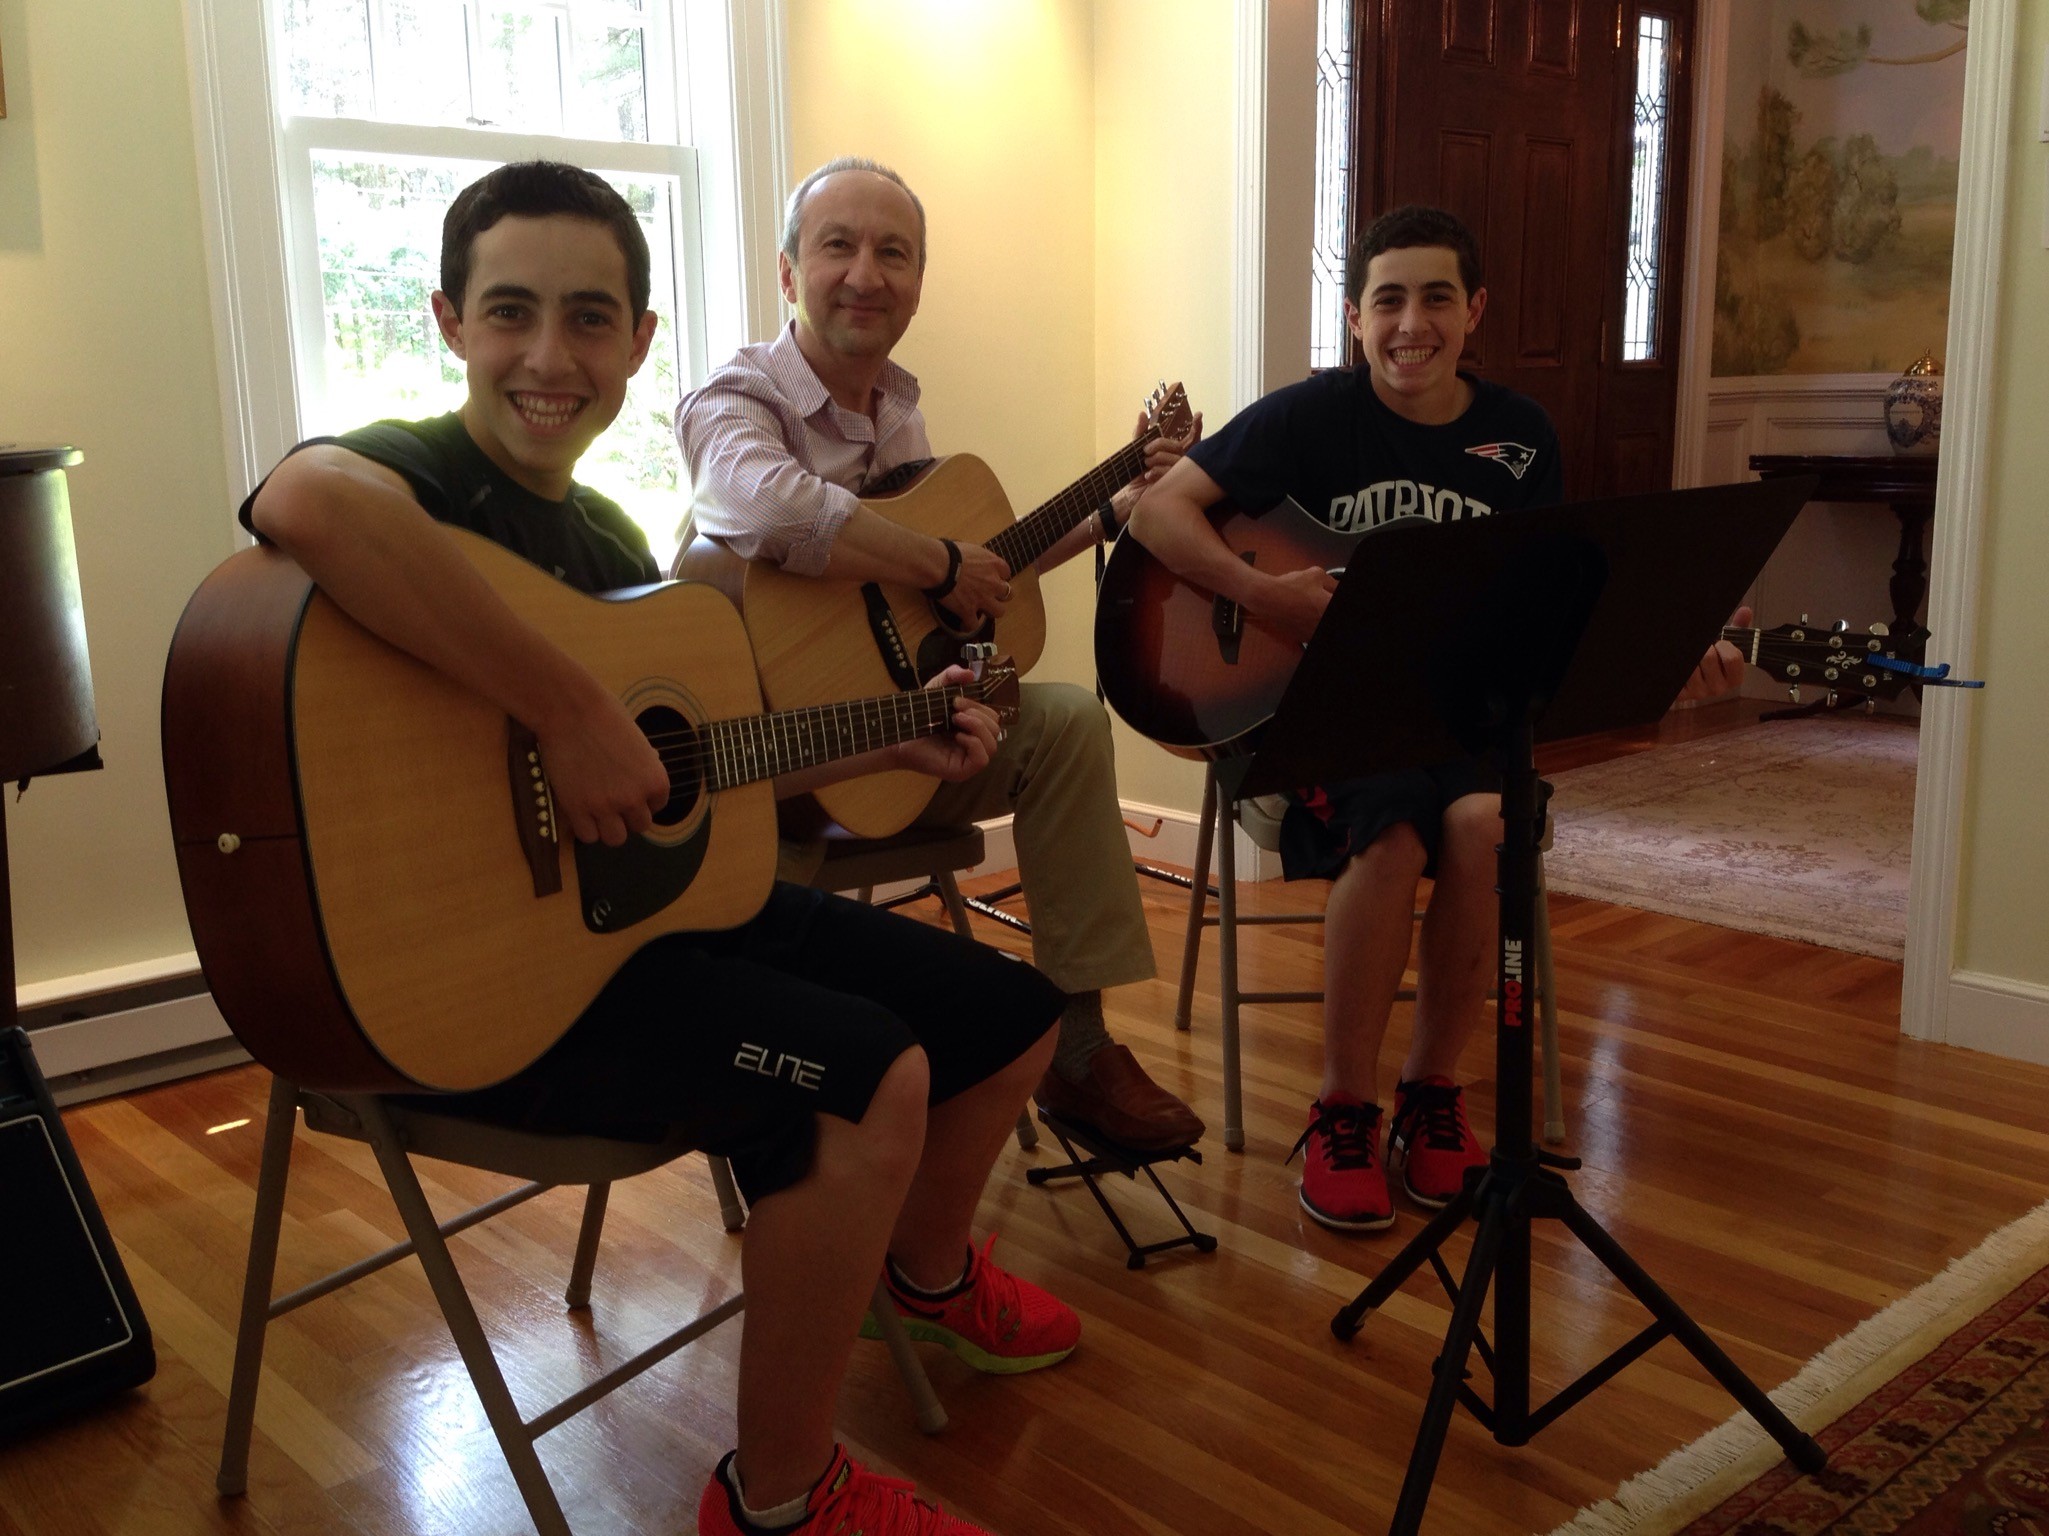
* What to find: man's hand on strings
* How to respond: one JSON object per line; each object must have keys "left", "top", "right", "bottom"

{"left": 1677, "top": 604, "right": 1752, "bottom": 703}
{"left": 943, "top": 542, "right": 1013, "bottom": 628}
{"left": 891, "top": 664, "right": 1001, "bottom": 781}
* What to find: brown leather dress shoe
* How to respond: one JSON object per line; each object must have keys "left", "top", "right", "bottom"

{"left": 1035, "top": 1044, "right": 1205, "bottom": 1152}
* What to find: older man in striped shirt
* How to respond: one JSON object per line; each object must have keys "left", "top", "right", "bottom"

{"left": 674, "top": 155, "right": 1203, "bottom": 1154}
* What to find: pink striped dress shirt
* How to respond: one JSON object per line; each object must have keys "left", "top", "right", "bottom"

{"left": 674, "top": 322, "right": 932, "bottom": 576}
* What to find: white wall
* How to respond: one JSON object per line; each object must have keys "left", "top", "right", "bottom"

{"left": 1, "top": 0, "right": 237, "bottom": 988}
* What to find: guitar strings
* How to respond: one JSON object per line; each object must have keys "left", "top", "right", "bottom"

{"left": 631, "top": 687, "right": 985, "bottom": 789}
{"left": 992, "top": 434, "right": 1156, "bottom": 569}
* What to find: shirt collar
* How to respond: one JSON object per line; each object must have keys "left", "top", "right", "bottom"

{"left": 766, "top": 320, "right": 921, "bottom": 422}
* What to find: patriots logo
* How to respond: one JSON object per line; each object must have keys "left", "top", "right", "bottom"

{"left": 1466, "top": 442, "right": 1539, "bottom": 481}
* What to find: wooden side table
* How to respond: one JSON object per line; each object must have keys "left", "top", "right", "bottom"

{"left": 1748, "top": 453, "right": 1937, "bottom": 634}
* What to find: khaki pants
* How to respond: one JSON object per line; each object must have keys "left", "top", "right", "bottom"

{"left": 914, "top": 681, "right": 1156, "bottom": 994}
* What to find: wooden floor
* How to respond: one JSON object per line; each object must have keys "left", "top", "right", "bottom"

{"left": 8, "top": 703, "right": 2047, "bottom": 1536}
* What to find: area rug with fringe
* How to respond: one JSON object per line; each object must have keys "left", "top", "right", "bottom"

{"left": 1544, "top": 1200, "right": 2049, "bottom": 1536}
{"left": 1544, "top": 718, "right": 1917, "bottom": 960}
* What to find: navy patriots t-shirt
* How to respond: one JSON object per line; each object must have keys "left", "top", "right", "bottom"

{"left": 1187, "top": 367, "right": 1563, "bottom": 530}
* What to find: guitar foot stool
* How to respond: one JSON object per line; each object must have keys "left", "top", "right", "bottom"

{"left": 1025, "top": 1109, "right": 1217, "bottom": 1269}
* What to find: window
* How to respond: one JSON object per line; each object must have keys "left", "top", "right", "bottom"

{"left": 275, "top": 0, "right": 699, "bottom": 558}
{"left": 188, "top": 0, "right": 784, "bottom": 571}
{"left": 1309, "top": 0, "right": 1355, "bottom": 371}
{"left": 1622, "top": 12, "right": 1674, "bottom": 363}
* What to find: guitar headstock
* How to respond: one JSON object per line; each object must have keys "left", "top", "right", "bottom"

{"left": 965, "top": 657, "right": 1022, "bottom": 726}
{"left": 1735, "top": 619, "right": 1929, "bottom": 703}
{"left": 1143, "top": 380, "right": 1195, "bottom": 445}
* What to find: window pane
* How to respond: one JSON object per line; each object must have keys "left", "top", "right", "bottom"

{"left": 283, "top": 0, "right": 373, "bottom": 118}
{"left": 309, "top": 152, "right": 686, "bottom": 561}
{"left": 1623, "top": 14, "right": 1672, "bottom": 363}
{"left": 473, "top": 5, "right": 565, "bottom": 133}
{"left": 582, "top": 172, "right": 684, "bottom": 564}
{"left": 310, "top": 153, "right": 484, "bottom": 430}
{"left": 375, "top": 0, "right": 473, "bottom": 128}
{"left": 568, "top": 21, "right": 650, "bottom": 141}
{"left": 1309, "top": 0, "right": 1355, "bottom": 370}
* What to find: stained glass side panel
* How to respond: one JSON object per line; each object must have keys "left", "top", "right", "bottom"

{"left": 1622, "top": 13, "right": 1672, "bottom": 363}
{"left": 1310, "top": 0, "right": 1355, "bottom": 371}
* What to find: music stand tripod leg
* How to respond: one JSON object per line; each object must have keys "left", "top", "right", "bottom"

{"left": 1385, "top": 1182, "right": 1511, "bottom": 1536}
{"left": 1555, "top": 1196, "right": 1824, "bottom": 1470}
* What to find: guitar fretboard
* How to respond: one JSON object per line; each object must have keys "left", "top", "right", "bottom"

{"left": 984, "top": 433, "right": 1157, "bottom": 574}
{"left": 689, "top": 686, "right": 973, "bottom": 792}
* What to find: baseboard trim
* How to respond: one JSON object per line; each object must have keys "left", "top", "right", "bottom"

{"left": 1944, "top": 972, "right": 2049, "bottom": 1066}
{"left": 24, "top": 991, "right": 245, "bottom": 1105}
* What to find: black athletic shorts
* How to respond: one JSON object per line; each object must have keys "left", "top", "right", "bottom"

{"left": 421, "top": 883, "right": 1062, "bottom": 1203}
{"left": 1279, "top": 755, "right": 1502, "bottom": 882}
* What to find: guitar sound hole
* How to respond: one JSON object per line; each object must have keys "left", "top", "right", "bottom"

{"left": 636, "top": 705, "right": 703, "bottom": 828}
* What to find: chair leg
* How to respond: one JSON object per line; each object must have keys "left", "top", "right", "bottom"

{"left": 564, "top": 1183, "right": 610, "bottom": 1309}
{"left": 1537, "top": 855, "right": 1566, "bottom": 1145}
{"left": 936, "top": 870, "right": 974, "bottom": 938}
{"left": 217, "top": 1074, "right": 300, "bottom": 1498}
{"left": 939, "top": 869, "right": 1039, "bottom": 1152}
{"left": 1216, "top": 804, "right": 1245, "bottom": 1152}
{"left": 867, "top": 1277, "right": 947, "bottom": 1434}
{"left": 1175, "top": 767, "right": 1219, "bottom": 1032}
{"left": 351, "top": 1098, "right": 573, "bottom": 1536}
{"left": 708, "top": 1155, "right": 747, "bottom": 1233}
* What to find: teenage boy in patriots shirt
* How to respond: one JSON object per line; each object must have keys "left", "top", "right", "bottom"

{"left": 1131, "top": 205, "right": 1745, "bottom": 1234}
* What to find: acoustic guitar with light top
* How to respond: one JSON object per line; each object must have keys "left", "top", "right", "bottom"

{"left": 161, "top": 530, "right": 1018, "bottom": 1094}
{"left": 678, "top": 382, "right": 1195, "bottom": 837}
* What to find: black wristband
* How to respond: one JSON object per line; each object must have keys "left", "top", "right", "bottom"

{"left": 922, "top": 538, "right": 962, "bottom": 600}
{"left": 1097, "top": 500, "right": 1121, "bottom": 542}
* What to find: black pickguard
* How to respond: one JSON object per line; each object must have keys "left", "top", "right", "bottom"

{"left": 573, "top": 814, "right": 713, "bottom": 934}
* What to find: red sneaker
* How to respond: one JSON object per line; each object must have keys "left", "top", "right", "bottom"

{"left": 1289, "top": 1095, "right": 1395, "bottom": 1232}
{"left": 1390, "top": 1077, "right": 1489, "bottom": 1208}
{"left": 862, "top": 1234, "right": 1079, "bottom": 1373}
{"left": 699, "top": 1445, "right": 992, "bottom": 1536}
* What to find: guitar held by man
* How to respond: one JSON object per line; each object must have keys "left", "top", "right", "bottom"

{"left": 679, "top": 383, "right": 1195, "bottom": 836}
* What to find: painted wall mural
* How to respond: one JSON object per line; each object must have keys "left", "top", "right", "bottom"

{"left": 1713, "top": 0, "right": 1966, "bottom": 376}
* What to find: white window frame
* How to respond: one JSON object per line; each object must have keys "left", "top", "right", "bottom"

{"left": 278, "top": 116, "right": 704, "bottom": 435}
{"left": 182, "top": 0, "right": 789, "bottom": 515}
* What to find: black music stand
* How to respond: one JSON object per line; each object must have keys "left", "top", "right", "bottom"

{"left": 1238, "top": 477, "right": 1826, "bottom": 1536}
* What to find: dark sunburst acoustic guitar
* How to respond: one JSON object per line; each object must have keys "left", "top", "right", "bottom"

{"left": 678, "top": 383, "right": 1195, "bottom": 838}
{"left": 162, "top": 530, "right": 1017, "bottom": 1094}
{"left": 1094, "top": 495, "right": 1932, "bottom": 760}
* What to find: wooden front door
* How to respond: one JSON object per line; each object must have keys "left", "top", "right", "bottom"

{"left": 1353, "top": 0, "right": 1695, "bottom": 499}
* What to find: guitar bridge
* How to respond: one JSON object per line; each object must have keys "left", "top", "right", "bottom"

{"left": 1211, "top": 550, "right": 1255, "bottom": 665}
{"left": 507, "top": 721, "right": 563, "bottom": 898}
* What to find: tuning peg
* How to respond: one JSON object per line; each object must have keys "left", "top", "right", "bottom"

{"left": 1799, "top": 612, "right": 1811, "bottom": 625}
{"left": 1825, "top": 690, "right": 1838, "bottom": 708}
{"left": 1788, "top": 685, "right": 1802, "bottom": 701}
{"left": 1831, "top": 619, "right": 1848, "bottom": 634}
{"left": 1871, "top": 622, "right": 1890, "bottom": 636}
{"left": 1864, "top": 699, "right": 1877, "bottom": 715}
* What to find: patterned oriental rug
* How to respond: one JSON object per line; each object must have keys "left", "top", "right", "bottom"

{"left": 1545, "top": 1201, "right": 2049, "bottom": 1536}
{"left": 1543, "top": 718, "right": 1918, "bottom": 961}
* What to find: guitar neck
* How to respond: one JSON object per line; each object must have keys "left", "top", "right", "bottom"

{"left": 1722, "top": 625, "right": 1758, "bottom": 660}
{"left": 984, "top": 432, "right": 1156, "bottom": 574}
{"left": 693, "top": 687, "right": 970, "bottom": 791}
